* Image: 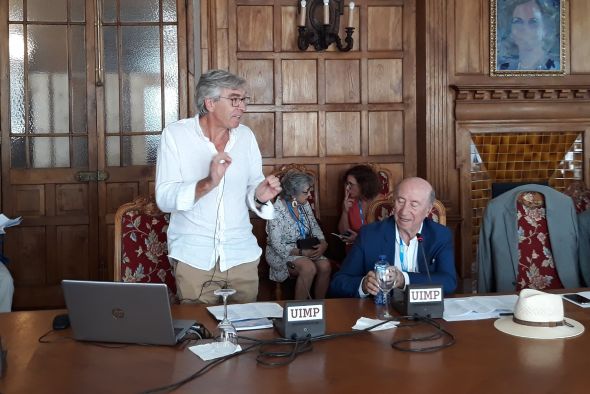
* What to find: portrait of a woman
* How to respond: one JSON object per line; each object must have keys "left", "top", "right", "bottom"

{"left": 495, "top": 0, "right": 561, "bottom": 72}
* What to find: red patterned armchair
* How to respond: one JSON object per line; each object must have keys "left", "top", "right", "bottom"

{"left": 366, "top": 163, "right": 394, "bottom": 197}
{"left": 367, "top": 192, "right": 447, "bottom": 225}
{"left": 563, "top": 181, "right": 590, "bottom": 213}
{"left": 114, "top": 195, "right": 177, "bottom": 303}
{"left": 515, "top": 192, "right": 562, "bottom": 290}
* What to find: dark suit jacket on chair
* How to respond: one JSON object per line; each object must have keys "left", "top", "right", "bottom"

{"left": 329, "top": 217, "right": 457, "bottom": 297}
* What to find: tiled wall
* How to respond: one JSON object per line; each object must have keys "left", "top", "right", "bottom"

{"left": 470, "top": 132, "right": 583, "bottom": 259}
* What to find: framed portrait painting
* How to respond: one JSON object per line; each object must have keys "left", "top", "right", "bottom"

{"left": 490, "top": 0, "right": 568, "bottom": 76}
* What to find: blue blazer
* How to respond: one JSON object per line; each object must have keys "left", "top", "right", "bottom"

{"left": 329, "top": 217, "right": 457, "bottom": 297}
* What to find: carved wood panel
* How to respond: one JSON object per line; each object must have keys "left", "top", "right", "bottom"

{"left": 202, "top": 0, "right": 417, "bottom": 237}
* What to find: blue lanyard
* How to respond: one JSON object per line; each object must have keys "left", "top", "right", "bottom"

{"left": 399, "top": 237, "right": 407, "bottom": 272}
{"left": 287, "top": 203, "right": 307, "bottom": 238}
{"left": 358, "top": 200, "right": 365, "bottom": 226}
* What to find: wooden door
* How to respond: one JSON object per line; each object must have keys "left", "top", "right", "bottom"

{"left": 0, "top": 0, "right": 192, "bottom": 309}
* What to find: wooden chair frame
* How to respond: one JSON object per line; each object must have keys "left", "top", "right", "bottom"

{"left": 367, "top": 192, "right": 447, "bottom": 225}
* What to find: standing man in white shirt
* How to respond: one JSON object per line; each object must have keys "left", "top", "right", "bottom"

{"left": 156, "top": 70, "right": 281, "bottom": 304}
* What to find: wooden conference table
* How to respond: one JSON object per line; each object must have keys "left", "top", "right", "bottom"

{"left": 0, "top": 297, "right": 588, "bottom": 394}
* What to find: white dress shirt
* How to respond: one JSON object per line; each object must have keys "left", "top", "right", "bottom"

{"left": 155, "top": 117, "right": 273, "bottom": 272}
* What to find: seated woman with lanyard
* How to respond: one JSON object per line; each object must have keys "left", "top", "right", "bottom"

{"left": 265, "top": 170, "right": 331, "bottom": 299}
{"left": 338, "top": 165, "right": 380, "bottom": 246}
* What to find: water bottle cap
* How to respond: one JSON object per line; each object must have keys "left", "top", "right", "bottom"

{"left": 378, "top": 254, "right": 387, "bottom": 261}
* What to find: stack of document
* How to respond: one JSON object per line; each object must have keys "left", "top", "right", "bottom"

{"left": 443, "top": 295, "right": 518, "bottom": 321}
{"left": 207, "top": 302, "right": 283, "bottom": 331}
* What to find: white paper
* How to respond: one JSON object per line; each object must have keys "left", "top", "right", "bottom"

{"left": 189, "top": 343, "right": 242, "bottom": 361}
{"left": 562, "top": 291, "right": 590, "bottom": 309}
{"left": 207, "top": 302, "right": 283, "bottom": 322}
{"left": 443, "top": 295, "right": 518, "bottom": 321}
{"left": 352, "top": 317, "right": 398, "bottom": 331}
{"left": 0, "top": 214, "right": 22, "bottom": 235}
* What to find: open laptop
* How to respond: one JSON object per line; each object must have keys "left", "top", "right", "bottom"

{"left": 62, "top": 280, "right": 195, "bottom": 345}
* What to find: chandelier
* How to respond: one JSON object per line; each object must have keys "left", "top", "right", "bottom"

{"left": 297, "top": 0, "right": 355, "bottom": 52}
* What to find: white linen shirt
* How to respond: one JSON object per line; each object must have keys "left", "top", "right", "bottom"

{"left": 155, "top": 117, "right": 274, "bottom": 272}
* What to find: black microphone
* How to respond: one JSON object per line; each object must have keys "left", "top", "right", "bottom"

{"left": 416, "top": 233, "right": 432, "bottom": 283}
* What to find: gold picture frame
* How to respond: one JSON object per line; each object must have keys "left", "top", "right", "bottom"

{"left": 490, "top": 0, "right": 568, "bottom": 77}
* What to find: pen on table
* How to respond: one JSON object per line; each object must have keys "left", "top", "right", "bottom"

{"left": 499, "top": 312, "right": 513, "bottom": 316}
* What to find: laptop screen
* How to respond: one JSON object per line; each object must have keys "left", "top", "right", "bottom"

{"left": 62, "top": 280, "right": 194, "bottom": 345}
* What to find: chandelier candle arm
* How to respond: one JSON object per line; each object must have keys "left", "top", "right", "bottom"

{"left": 296, "top": 0, "right": 354, "bottom": 52}
{"left": 299, "top": 0, "right": 307, "bottom": 27}
{"left": 348, "top": 1, "right": 354, "bottom": 28}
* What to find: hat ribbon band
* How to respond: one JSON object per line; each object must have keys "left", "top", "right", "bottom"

{"left": 513, "top": 317, "right": 567, "bottom": 328}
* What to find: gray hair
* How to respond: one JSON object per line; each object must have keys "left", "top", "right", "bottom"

{"left": 196, "top": 70, "right": 246, "bottom": 117}
{"left": 280, "top": 170, "right": 314, "bottom": 201}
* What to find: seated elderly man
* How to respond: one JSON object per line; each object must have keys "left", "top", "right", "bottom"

{"left": 329, "top": 177, "right": 457, "bottom": 298}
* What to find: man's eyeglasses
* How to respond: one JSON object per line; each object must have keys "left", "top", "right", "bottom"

{"left": 218, "top": 96, "right": 251, "bottom": 107}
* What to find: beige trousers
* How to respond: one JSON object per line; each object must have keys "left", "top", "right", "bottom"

{"left": 172, "top": 257, "right": 260, "bottom": 304}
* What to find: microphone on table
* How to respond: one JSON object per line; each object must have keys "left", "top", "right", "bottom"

{"left": 416, "top": 232, "right": 432, "bottom": 283}
{"left": 392, "top": 232, "right": 444, "bottom": 318}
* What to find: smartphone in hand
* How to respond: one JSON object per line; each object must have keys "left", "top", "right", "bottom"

{"left": 331, "top": 231, "right": 351, "bottom": 241}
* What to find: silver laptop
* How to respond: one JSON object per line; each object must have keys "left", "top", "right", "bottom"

{"left": 62, "top": 280, "right": 195, "bottom": 345}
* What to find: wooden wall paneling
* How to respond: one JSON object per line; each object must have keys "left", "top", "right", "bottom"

{"left": 455, "top": 123, "right": 474, "bottom": 280}
{"left": 402, "top": 0, "right": 417, "bottom": 177}
{"left": 242, "top": 112, "right": 275, "bottom": 157}
{"left": 201, "top": 0, "right": 210, "bottom": 71}
{"left": 367, "top": 6, "right": 403, "bottom": 51}
{"left": 280, "top": 6, "right": 298, "bottom": 51}
{"left": 281, "top": 59, "right": 317, "bottom": 103}
{"left": 13, "top": 185, "right": 46, "bottom": 217}
{"left": 178, "top": 0, "right": 189, "bottom": 118}
{"left": 238, "top": 59, "right": 274, "bottom": 104}
{"left": 236, "top": 5, "right": 273, "bottom": 52}
{"left": 105, "top": 182, "right": 139, "bottom": 214}
{"left": 325, "top": 112, "right": 361, "bottom": 156}
{"left": 215, "top": 0, "right": 229, "bottom": 70}
{"left": 570, "top": 0, "right": 590, "bottom": 74}
{"left": 186, "top": 0, "right": 196, "bottom": 117}
{"left": 325, "top": 60, "right": 360, "bottom": 103}
{"left": 56, "top": 225, "right": 90, "bottom": 279}
{"left": 282, "top": 112, "right": 318, "bottom": 157}
{"left": 222, "top": 0, "right": 417, "bottom": 237}
{"left": 7, "top": 226, "right": 46, "bottom": 285}
{"left": 453, "top": 0, "right": 485, "bottom": 75}
{"left": 368, "top": 111, "right": 404, "bottom": 156}
{"left": 367, "top": 59, "right": 403, "bottom": 103}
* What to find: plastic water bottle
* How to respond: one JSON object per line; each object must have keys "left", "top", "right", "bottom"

{"left": 374, "top": 254, "right": 390, "bottom": 306}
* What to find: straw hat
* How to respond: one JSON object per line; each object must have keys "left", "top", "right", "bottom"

{"left": 494, "top": 289, "right": 584, "bottom": 339}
